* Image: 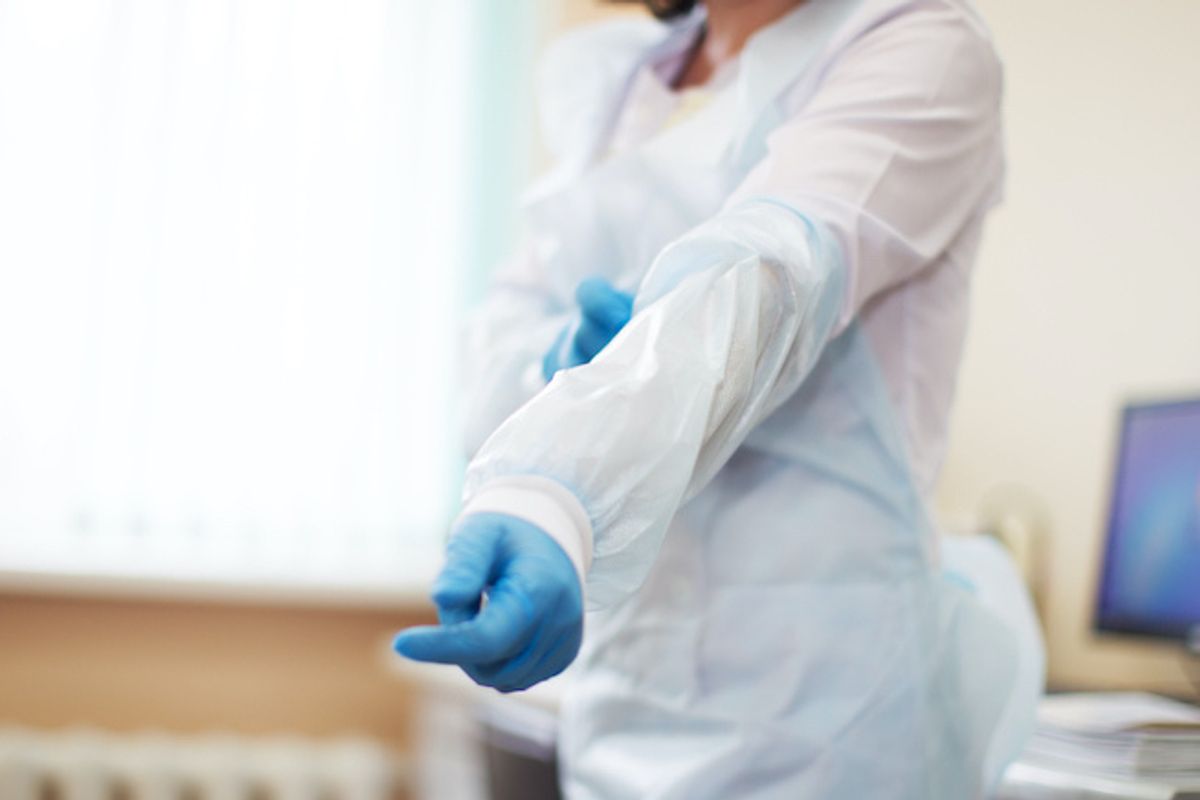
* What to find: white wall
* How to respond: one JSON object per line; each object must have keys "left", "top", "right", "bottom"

{"left": 936, "top": 0, "right": 1200, "bottom": 695}
{"left": 546, "top": 0, "right": 1200, "bottom": 696}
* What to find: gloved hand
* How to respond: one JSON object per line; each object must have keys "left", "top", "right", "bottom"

{"left": 542, "top": 276, "right": 633, "bottom": 381}
{"left": 392, "top": 512, "right": 583, "bottom": 692}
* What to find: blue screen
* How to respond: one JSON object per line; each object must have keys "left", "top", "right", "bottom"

{"left": 1096, "top": 399, "right": 1200, "bottom": 639}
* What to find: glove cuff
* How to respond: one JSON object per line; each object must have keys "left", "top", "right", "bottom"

{"left": 459, "top": 475, "right": 593, "bottom": 588}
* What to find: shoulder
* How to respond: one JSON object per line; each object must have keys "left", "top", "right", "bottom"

{"left": 827, "top": 0, "right": 1003, "bottom": 108}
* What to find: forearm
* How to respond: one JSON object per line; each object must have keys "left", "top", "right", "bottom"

{"left": 462, "top": 201, "right": 848, "bottom": 608}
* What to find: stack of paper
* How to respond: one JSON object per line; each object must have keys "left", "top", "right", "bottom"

{"left": 1003, "top": 692, "right": 1200, "bottom": 798}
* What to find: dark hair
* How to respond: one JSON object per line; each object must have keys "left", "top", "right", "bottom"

{"left": 644, "top": 0, "right": 698, "bottom": 20}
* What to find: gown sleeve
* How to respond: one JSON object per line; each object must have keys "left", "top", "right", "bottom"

{"left": 459, "top": 240, "right": 571, "bottom": 457}
{"left": 459, "top": 18, "right": 662, "bottom": 456}
{"left": 459, "top": 6, "right": 1004, "bottom": 609}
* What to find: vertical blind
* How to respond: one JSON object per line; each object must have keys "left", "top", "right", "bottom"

{"left": 0, "top": 0, "right": 480, "bottom": 596}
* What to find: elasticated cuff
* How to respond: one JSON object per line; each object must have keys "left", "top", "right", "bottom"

{"left": 458, "top": 475, "right": 593, "bottom": 587}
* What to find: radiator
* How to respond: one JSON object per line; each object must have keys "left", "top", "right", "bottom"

{"left": 0, "top": 727, "right": 402, "bottom": 800}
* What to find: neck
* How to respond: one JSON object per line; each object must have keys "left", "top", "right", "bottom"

{"left": 677, "top": 0, "right": 805, "bottom": 88}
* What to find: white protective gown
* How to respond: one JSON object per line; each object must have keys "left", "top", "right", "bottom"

{"left": 459, "top": 1, "right": 1044, "bottom": 798}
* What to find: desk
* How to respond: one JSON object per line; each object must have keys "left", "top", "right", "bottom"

{"left": 391, "top": 662, "right": 1200, "bottom": 800}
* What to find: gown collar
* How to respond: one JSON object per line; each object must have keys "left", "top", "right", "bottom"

{"left": 616, "top": 0, "right": 870, "bottom": 164}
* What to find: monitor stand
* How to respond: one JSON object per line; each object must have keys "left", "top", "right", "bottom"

{"left": 1185, "top": 626, "right": 1200, "bottom": 698}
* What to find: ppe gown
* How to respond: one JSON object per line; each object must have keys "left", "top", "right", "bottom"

{"left": 459, "top": 1, "right": 1045, "bottom": 797}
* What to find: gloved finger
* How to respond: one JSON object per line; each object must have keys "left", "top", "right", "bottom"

{"left": 438, "top": 601, "right": 478, "bottom": 627}
{"left": 462, "top": 622, "right": 552, "bottom": 690}
{"left": 429, "top": 519, "right": 504, "bottom": 611}
{"left": 468, "top": 589, "right": 582, "bottom": 690}
{"left": 393, "top": 579, "right": 536, "bottom": 666}
{"left": 519, "top": 640, "right": 578, "bottom": 689}
{"left": 575, "top": 277, "right": 632, "bottom": 331}
{"left": 474, "top": 635, "right": 573, "bottom": 693}
{"left": 572, "top": 317, "right": 614, "bottom": 362}
{"left": 463, "top": 646, "right": 539, "bottom": 692}
{"left": 391, "top": 624, "right": 453, "bottom": 663}
{"left": 481, "top": 621, "right": 582, "bottom": 692}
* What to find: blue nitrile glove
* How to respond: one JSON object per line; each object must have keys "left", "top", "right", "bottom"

{"left": 392, "top": 513, "right": 583, "bottom": 693}
{"left": 541, "top": 276, "right": 634, "bottom": 381}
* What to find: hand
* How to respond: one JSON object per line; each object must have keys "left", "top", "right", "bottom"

{"left": 392, "top": 513, "right": 583, "bottom": 692}
{"left": 542, "top": 277, "right": 633, "bottom": 381}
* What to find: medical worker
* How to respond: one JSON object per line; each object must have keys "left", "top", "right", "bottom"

{"left": 395, "top": 0, "right": 1044, "bottom": 796}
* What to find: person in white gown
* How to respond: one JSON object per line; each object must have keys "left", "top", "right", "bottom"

{"left": 396, "top": 1, "right": 1044, "bottom": 797}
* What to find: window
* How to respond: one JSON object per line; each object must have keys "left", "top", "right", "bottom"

{"left": 0, "top": 1, "right": 508, "bottom": 601}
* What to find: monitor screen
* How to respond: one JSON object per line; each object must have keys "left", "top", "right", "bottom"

{"left": 1096, "top": 398, "right": 1200, "bottom": 640}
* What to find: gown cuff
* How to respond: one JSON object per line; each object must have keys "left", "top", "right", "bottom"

{"left": 458, "top": 475, "right": 593, "bottom": 587}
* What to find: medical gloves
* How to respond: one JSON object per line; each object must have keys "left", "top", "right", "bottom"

{"left": 392, "top": 512, "right": 583, "bottom": 692}
{"left": 541, "top": 277, "right": 633, "bottom": 381}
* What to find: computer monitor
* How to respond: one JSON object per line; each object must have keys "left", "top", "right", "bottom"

{"left": 1095, "top": 398, "right": 1200, "bottom": 648}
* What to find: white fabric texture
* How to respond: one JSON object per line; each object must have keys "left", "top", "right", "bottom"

{"left": 466, "top": 201, "right": 847, "bottom": 607}
{"left": 460, "top": 0, "right": 1042, "bottom": 797}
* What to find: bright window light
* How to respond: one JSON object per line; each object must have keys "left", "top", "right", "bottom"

{"left": 0, "top": 0, "right": 478, "bottom": 600}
